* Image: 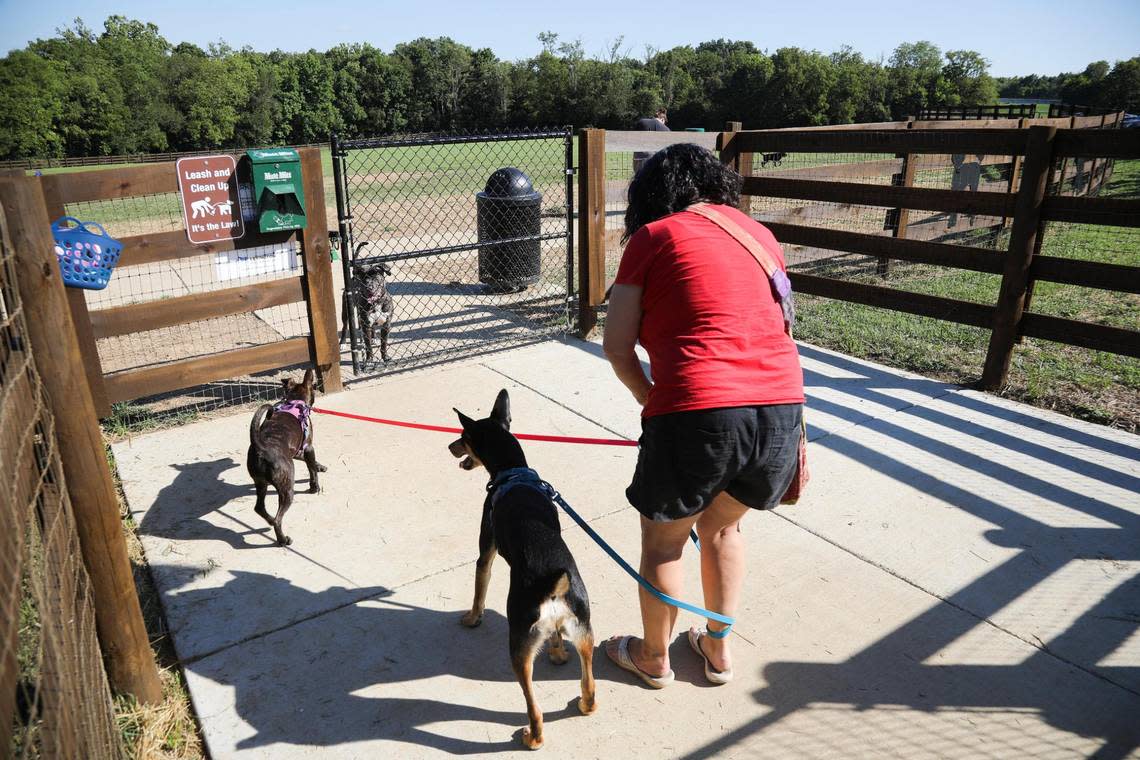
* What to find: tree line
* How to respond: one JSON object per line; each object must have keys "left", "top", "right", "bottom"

{"left": 1, "top": 16, "right": 1136, "bottom": 160}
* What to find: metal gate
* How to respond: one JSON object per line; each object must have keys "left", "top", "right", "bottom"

{"left": 331, "top": 128, "right": 575, "bottom": 375}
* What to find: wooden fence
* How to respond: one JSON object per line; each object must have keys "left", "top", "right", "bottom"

{"left": 577, "top": 124, "right": 1139, "bottom": 389}
{"left": 25, "top": 147, "right": 341, "bottom": 416}
{"left": 1, "top": 179, "right": 163, "bottom": 718}
{"left": 918, "top": 104, "right": 1038, "bottom": 120}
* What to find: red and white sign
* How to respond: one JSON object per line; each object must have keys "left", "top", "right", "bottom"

{"left": 176, "top": 155, "right": 245, "bottom": 244}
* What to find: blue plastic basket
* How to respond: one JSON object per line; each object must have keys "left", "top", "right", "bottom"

{"left": 52, "top": 216, "right": 122, "bottom": 290}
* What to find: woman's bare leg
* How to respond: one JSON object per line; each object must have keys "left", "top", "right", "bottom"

{"left": 693, "top": 491, "right": 751, "bottom": 671}
{"left": 606, "top": 513, "right": 697, "bottom": 676}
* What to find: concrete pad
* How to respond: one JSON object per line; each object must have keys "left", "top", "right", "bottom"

{"left": 114, "top": 359, "right": 636, "bottom": 663}
{"left": 111, "top": 338, "right": 1140, "bottom": 758}
{"left": 180, "top": 511, "right": 1139, "bottom": 758}
{"left": 786, "top": 380, "right": 1140, "bottom": 694}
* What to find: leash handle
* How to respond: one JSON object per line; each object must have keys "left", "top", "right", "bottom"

{"left": 544, "top": 484, "right": 735, "bottom": 633}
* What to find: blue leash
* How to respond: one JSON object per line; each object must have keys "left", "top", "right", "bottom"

{"left": 490, "top": 468, "right": 734, "bottom": 638}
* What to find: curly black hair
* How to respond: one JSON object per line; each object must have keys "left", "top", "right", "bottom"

{"left": 623, "top": 143, "right": 742, "bottom": 243}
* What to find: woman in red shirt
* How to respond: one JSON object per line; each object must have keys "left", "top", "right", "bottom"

{"left": 603, "top": 143, "right": 804, "bottom": 687}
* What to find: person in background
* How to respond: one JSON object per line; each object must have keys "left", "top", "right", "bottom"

{"left": 633, "top": 108, "right": 670, "bottom": 175}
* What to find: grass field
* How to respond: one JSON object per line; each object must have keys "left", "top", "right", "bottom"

{"left": 792, "top": 158, "right": 1140, "bottom": 431}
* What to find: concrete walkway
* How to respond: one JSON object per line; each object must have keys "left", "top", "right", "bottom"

{"left": 112, "top": 338, "right": 1140, "bottom": 759}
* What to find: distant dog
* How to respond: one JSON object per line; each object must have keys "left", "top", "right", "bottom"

{"left": 246, "top": 369, "right": 326, "bottom": 546}
{"left": 449, "top": 389, "right": 597, "bottom": 750}
{"left": 340, "top": 243, "right": 395, "bottom": 364}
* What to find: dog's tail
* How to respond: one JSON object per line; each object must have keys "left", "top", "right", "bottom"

{"left": 249, "top": 403, "right": 273, "bottom": 451}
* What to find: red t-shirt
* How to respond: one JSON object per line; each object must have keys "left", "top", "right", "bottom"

{"left": 614, "top": 204, "right": 804, "bottom": 418}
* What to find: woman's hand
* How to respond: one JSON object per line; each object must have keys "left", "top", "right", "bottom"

{"left": 634, "top": 383, "right": 652, "bottom": 407}
{"left": 603, "top": 284, "right": 653, "bottom": 407}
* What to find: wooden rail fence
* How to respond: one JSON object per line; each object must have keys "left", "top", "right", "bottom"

{"left": 24, "top": 147, "right": 341, "bottom": 416}
{"left": 576, "top": 123, "right": 1139, "bottom": 390}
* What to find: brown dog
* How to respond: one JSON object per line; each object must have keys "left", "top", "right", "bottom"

{"left": 246, "top": 369, "right": 326, "bottom": 546}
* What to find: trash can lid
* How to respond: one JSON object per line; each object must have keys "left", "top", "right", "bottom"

{"left": 484, "top": 167, "right": 536, "bottom": 198}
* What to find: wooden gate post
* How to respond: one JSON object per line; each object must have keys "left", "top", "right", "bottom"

{"left": 39, "top": 179, "right": 112, "bottom": 417}
{"left": 981, "top": 126, "right": 1056, "bottom": 389}
{"left": 882, "top": 118, "right": 918, "bottom": 277}
{"left": 724, "top": 122, "right": 753, "bottom": 215}
{"left": 0, "top": 176, "right": 162, "bottom": 704}
{"left": 577, "top": 128, "right": 606, "bottom": 338}
{"left": 298, "top": 147, "right": 343, "bottom": 394}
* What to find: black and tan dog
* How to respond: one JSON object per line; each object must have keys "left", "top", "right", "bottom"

{"left": 449, "top": 389, "right": 597, "bottom": 750}
{"left": 247, "top": 369, "right": 326, "bottom": 546}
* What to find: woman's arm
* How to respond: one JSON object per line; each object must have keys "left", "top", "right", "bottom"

{"left": 603, "top": 284, "right": 652, "bottom": 406}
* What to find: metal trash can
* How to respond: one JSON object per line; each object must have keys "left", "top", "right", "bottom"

{"left": 477, "top": 167, "right": 542, "bottom": 292}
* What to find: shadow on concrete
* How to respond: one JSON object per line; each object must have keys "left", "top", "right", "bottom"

{"left": 670, "top": 344, "right": 1140, "bottom": 758}
{"left": 175, "top": 568, "right": 592, "bottom": 754}
{"left": 138, "top": 458, "right": 319, "bottom": 551}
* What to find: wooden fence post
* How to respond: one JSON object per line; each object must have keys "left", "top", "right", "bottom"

{"left": 298, "top": 147, "right": 343, "bottom": 394}
{"left": 0, "top": 176, "right": 163, "bottom": 704}
{"left": 577, "top": 128, "right": 606, "bottom": 338}
{"left": 724, "top": 122, "right": 752, "bottom": 215}
{"left": 981, "top": 126, "right": 1056, "bottom": 389}
{"left": 39, "top": 180, "right": 112, "bottom": 417}
{"left": 881, "top": 118, "right": 917, "bottom": 277}
{"left": 1001, "top": 117, "right": 1029, "bottom": 230}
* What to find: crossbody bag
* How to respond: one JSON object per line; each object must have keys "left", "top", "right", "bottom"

{"left": 686, "top": 203, "right": 810, "bottom": 505}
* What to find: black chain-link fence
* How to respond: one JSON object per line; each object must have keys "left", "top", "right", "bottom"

{"left": 332, "top": 129, "right": 574, "bottom": 376}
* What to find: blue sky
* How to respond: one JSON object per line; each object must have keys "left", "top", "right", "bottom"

{"left": 1, "top": 0, "right": 1137, "bottom": 76}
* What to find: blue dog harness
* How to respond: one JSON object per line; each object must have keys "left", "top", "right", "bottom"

{"left": 487, "top": 467, "right": 734, "bottom": 638}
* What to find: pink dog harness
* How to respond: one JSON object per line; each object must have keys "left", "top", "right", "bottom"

{"left": 273, "top": 400, "right": 312, "bottom": 456}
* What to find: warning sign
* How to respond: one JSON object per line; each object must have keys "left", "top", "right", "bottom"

{"left": 176, "top": 155, "right": 245, "bottom": 244}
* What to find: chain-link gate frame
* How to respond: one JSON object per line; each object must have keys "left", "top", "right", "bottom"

{"left": 331, "top": 129, "right": 575, "bottom": 376}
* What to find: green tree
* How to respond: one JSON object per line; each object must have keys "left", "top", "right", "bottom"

{"left": 97, "top": 16, "right": 171, "bottom": 152}
{"left": 28, "top": 20, "right": 131, "bottom": 156}
{"left": 274, "top": 50, "right": 342, "bottom": 143}
{"left": 0, "top": 51, "right": 67, "bottom": 158}
{"left": 942, "top": 50, "right": 998, "bottom": 105}
{"left": 887, "top": 41, "right": 944, "bottom": 117}
{"left": 1100, "top": 57, "right": 1140, "bottom": 111}
{"left": 394, "top": 37, "right": 473, "bottom": 130}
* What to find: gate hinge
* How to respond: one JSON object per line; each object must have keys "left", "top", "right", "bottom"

{"left": 565, "top": 167, "right": 577, "bottom": 176}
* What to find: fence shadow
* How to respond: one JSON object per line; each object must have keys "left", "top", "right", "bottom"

{"left": 676, "top": 344, "right": 1140, "bottom": 757}
{"left": 561, "top": 337, "right": 1139, "bottom": 755}
{"left": 173, "top": 568, "right": 592, "bottom": 754}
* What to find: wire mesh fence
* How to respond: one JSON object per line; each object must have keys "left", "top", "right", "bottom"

{"left": 333, "top": 129, "right": 574, "bottom": 377}
{"left": 597, "top": 128, "right": 1138, "bottom": 430}
{"left": 59, "top": 181, "right": 316, "bottom": 433}
{"left": 1, "top": 208, "right": 124, "bottom": 758}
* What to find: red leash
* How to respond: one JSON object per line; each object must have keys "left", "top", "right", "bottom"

{"left": 311, "top": 407, "right": 638, "bottom": 447}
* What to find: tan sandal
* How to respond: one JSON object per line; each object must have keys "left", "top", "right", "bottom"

{"left": 606, "top": 636, "right": 674, "bottom": 689}
{"left": 688, "top": 627, "right": 733, "bottom": 685}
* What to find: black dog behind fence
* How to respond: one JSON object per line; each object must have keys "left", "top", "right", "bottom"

{"left": 331, "top": 129, "right": 575, "bottom": 376}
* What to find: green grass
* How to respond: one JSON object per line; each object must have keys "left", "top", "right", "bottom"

{"left": 792, "top": 158, "right": 1140, "bottom": 431}
{"left": 103, "top": 402, "right": 201, "bottom": 438}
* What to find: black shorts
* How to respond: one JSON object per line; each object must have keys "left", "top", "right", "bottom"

{"left": 626, "top": 404, "right": 803, "bottom": 522}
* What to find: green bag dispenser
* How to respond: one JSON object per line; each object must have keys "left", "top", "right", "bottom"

{"left": 245, "top": 148, "right": 307, "bottom": 233}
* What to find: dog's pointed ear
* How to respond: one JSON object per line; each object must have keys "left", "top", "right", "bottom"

{"left": 380, "top": 263, "right": 392, "bottom": 276}
{"left": 491, "top": 389, "right": 511, "bottom": 430}
{"left": 281, "top": 378, "right": 293, "bottom": 391}
{"left": 302, "top": 368, "right": 314, "bottom": 387}
{"left": 454, "top": 408, "right": 476, "bottom": 431}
